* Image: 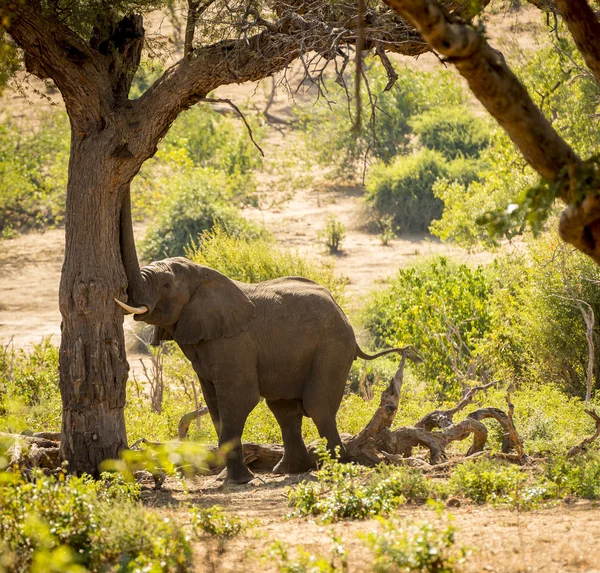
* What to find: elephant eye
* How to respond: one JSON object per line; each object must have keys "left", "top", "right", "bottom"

{"left": 164, "top": 283, "right": 170, "bottom": 290}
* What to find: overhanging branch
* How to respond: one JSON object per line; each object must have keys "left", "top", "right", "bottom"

{"left": 555, "top": 0, "right": 600, "bottom": 84}
{"left": 381, "top": 0, "right": 600, "bottom": 266}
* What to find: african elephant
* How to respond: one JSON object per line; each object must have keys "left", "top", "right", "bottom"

{"left": 116, "top": 257, "right": 409, "bottom": 483}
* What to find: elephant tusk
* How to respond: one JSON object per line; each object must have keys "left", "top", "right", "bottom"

{"left": 114, "top": 298, "right": 148, "bottom": 315}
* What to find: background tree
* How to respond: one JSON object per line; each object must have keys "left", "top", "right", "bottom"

{"left": 383, "top": 0, "right": 600, "bottom": 265}
{"left": 0, "top": 0, "right": 489, "bottom": 474}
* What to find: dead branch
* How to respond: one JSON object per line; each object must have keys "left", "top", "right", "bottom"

{"left": 567, "top": 409, "right": 600, "bottom": 456}
{"left": 178, "top": 407, "right": 210, "bottom": 440}
{"left": 200, "top": 97, "right": 264, "bottom": 157}
{"left": 505, "top": 393, "right": 529, "bottom": 464}
{"left": 467, "top": 407, "right": 516, "bottom": 453}
{"left": 415, "top": 380, "right": 498, "bottom": 431}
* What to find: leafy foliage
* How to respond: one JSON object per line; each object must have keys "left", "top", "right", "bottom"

{"left": 0, "top": 112, "right": 69, "bottom": 237}
{"left": 0, "top": 469, "right": 192, "bottom": 572}
{"left": 0, "top": 339, "right": 61, "bottom": 433}
{"left": 295, "top": 60, "right": 465, "bottom": 173}
{"left": 139, "top": 168, "right": 263, "bottom": 261}
{"left": 362, "top": 257, "right": 491, "bottom": 396}
{"left": 365, "top": 150, "right": 447, "bottom": 234}
{"left": 287, "top": 444, "right": 441, "bottom": 522}
{"left": 409, "top": 105, "right": 491, "bottom": 160}
{"left": 319, "top": 216, "right": 347, "bottom": 254}
{"left": 191, "top": 505, "right": 252, "bottom": 538}
{"left": 188, "top": 226, "right": 347, "bottom": 303}
{"left": 268, "top": 537, "right": 348, "bottom": 573}
{"left": 432, "top": 25, "right": 600, "bottom": 246}
{"left": 483, "top": 229, "right": 600, "bottom": 398}
{"left": 364, "top": 505, "right": 467, "bottom": 573}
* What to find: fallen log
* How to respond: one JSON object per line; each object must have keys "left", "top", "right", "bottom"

{"left": 178, "top": 407, "right": 210, "bottom": 440}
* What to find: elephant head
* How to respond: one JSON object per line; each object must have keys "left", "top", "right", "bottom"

{"left": 115, "top": 256, "right": 256, "bottom": 345}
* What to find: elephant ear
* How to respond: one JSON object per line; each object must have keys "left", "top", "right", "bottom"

{"left": 150, "top": 326, "right": 173, "bottom": 347}
{"left": 174, "top": 267, "right": 256, "bottom": 345}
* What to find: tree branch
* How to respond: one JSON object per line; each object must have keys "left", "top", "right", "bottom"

{"left": 554, "top": 0, "right": 600, "bottom": 84}
{"left": 130, "top": 0, "right": 489, "bottom": 164}
{"left": 4, "top": 1, "right": 106, "bottom": 121}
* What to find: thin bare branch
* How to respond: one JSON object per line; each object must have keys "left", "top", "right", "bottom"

{"left": 555, "top": 0, "right": 600, "bottom": 84}
{"left": 200, "top": 97, "right": 264, "bottom": 157}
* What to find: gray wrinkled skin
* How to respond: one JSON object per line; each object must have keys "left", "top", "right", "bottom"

{"left": 128, "top": 257, "right": 364, "bottom": 484}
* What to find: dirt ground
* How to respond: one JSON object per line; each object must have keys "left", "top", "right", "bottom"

{"left": 149, "top": 473, "right": 600, "bottom": 573}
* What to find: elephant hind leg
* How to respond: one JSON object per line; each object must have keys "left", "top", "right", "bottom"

{"left": 302, "top": 353, "right": 353, "bottom": 461}
{"left": 267, "top": 399, "right": 313, "bottom": 474}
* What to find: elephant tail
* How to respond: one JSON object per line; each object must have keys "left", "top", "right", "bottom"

{"left": 355, "top": 344, "right": 423, "bottom": 364}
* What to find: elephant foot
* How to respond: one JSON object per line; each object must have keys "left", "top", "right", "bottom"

{"left": 217, "top": 465, "right": 255, "bottom": 484}
{"left": 273, "top": 454, "right": 314, "bottom": 475}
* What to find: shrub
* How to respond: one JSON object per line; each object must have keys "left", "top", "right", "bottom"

{"left": 365, "top": 150, "right": 448, "bottom": 234}
{"left": 320, "top": 216, "right": 347, "bottom": 254}
{"left": 409, "top": 106, "right": 491, "bottom": 160}
{"left": 188, "top": 226, "right": 347, "bottom": 303}
{"left": 364, "top": 508, "right": 467, "bottom": 573}
{"left": 0, "top": 339, "right": 62, "bottom": 433}
{"left": 544, "top": 453, "right": 600, "bottom": 500}
{"left": 362, "top": 257, "right": 491, "bottom": 397}
{"left": 287, "top": 445, "right": 440, "bottom": 522}
{"left": 0, "top": 469, "right": 192, "bottom": 572}
{"left": 268, "top": 538, "right": 348, "bottom": 573}
{"left": 448, "top": 459, "right": 533, "bottom": 506}
{"left": 482, "top": 229, "right": 600, "bottom": 399}
{"left": 191, "top": 505, "right": 252, "bottom": 538}
{"left": 376, "top": 215, "right": 397, "bottom": 246}
{"left": 139, "top": 169, "right": 263, "bottom": 261}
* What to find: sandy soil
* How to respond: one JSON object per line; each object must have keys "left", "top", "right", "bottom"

{"left": 148, "top": 474, "right": 600, "bottom": 573}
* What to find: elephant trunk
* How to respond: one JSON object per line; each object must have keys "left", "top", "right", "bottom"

{"left": 119, "top": 184, "right": 147, "bottom": 306}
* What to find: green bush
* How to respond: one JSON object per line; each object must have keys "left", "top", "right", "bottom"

{"left": 320, "top": 215, "right": 347, "bottom": 254}
{"left": 449, "top": 459, "right": 530, "bottom": 506}
{"left": 362, "top": 257, "right": 491, "bottom": 397}
{"left": 365, "top": 507, "right": 466, "bottom": 573}
{"left": 365, "top": 150, "right": 448, "bottom": 234}
{"left": 288, "top": 446, "right": 442, "bottom": 523}
{"left": 409, "top": 106, "right": 491, "bottom": 160}
{"left": 483, "top": 229, "right": 600, "bottom": 399}
{"left": 191, "top": 505, "right": 251, "bottom": 538}
{"left": 432, "top": 32, "right": 600, "bottom": 247}
{"left": 544, "top": 453, "right": 600, "bottom": 499}
{"left": 139, "top": 169, "right": 263, "bottom": 261}
{"left": 0, "top": 112, "right": 69, "bottom": 236}
{"left": 0, "top": 340, "right": 62, "bottom": 433}
{"left": 188, "top": 226, "right": 347, "bottom": 303}
{"left": 268, "top": 537, "right": 348, "bottom": 573}
{"left": 0, "top": 469, "right": 192, "bottom": 572}
{"left": 288, "top": 445, "right": 407, "bottom": 522}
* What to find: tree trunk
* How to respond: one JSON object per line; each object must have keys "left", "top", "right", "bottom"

{"left": 58, "top": 130, "right": 131, "bottom": 475}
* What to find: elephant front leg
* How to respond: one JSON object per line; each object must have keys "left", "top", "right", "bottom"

{"left": 198, "top": 378, "right": 220, "bottom": 436}
{"left": 216, "top": 379, "right": 260, "bottom": 485}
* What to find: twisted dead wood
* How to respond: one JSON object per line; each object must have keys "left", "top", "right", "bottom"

{"left": 567, "top": 409, "right": 600, "bottom": 457}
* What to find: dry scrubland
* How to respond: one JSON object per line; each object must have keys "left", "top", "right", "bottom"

{"left": 2, "top": 3, "right": 600, "bottom": 572}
